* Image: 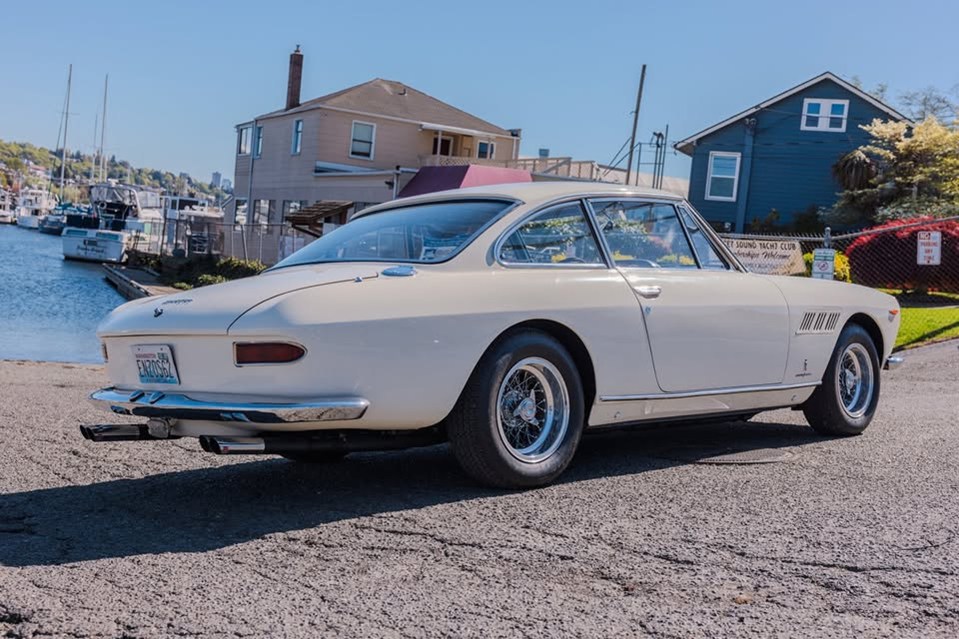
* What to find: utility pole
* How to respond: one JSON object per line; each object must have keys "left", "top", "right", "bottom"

{"left": 625, "top": 65, "right": 647, "bottom": 187}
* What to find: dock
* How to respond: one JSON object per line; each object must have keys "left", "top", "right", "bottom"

{"left": 102, "top": 265, "right": 179, "bottom": 299}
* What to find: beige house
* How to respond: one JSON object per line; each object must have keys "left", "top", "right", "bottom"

{"left": 228, "top": 47, "right": 520, "bottom": 262}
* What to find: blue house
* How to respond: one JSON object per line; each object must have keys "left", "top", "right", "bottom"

{"left": 675, "top": 72, "right": 910, "bottom": 232}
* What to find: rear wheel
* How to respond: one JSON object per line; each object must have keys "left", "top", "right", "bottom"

{"left": 447, "top": 330, "right": 585, "bottom": 489}
{"left": 802, "top": 323, "right": 880, "bottom": 436}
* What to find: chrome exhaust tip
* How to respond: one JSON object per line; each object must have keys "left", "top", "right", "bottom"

{"left": 884, "top": 355, "right": 905, "bottom": 371}
{"left": 199, "top": 436, "right": 266, "bottom": 455}
{"left": 80, "top": 424, "right": 148, "bottom": 442}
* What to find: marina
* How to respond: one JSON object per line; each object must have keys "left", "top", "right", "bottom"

{"left": 0, "top": 223, "right": 125, "bottom": 363}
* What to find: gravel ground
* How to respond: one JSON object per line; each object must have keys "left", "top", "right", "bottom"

{"left": 0, "top": 341, "right": 957, "bottom": 638}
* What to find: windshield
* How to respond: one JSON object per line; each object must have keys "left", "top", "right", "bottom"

{"left": 273, "top": 199, "right": 513, "bottom": 268}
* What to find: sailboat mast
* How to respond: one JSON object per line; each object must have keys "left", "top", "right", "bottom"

{"left": 90, "top": 113, "right": 99, "bottom": 181}
{"left": 58, "top": 64, "right": 72, "bottom": 200}
{"left": 99, "top": 75, "right": 108, "bottom": 181}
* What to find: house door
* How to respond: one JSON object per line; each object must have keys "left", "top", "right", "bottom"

{"left": 432, "top": 135, "right": 454, "bottom": 156}
{"left": 589, "top": 198, "right": 790, "bottom": 393}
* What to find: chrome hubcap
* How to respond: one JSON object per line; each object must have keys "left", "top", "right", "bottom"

{"left": 836, "top": 343, "right": 874, "bottom": 419}
{"left": 496, "top": 357, "right": 570, "bottom": 464}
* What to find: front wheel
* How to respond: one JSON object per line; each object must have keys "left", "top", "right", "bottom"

{"left": 802, "top": 323, "right": 881, "bottom": 436}
{"left": 447, "top": 330, "right": 586, "bottom": 489}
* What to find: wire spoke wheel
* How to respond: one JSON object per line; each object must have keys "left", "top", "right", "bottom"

{"left": 496, "top": 357, "right": 570, "bottom": 463}
{"left": 836, "top": 343, "right": 874, "bottom": 419}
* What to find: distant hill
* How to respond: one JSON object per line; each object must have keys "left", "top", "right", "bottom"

{"left": 0, "top": 139, "right": 229, "bottom": 202}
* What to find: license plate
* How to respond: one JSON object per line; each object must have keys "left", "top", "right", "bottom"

{"left": 132, "top": 344, "right": 180, "bottom": 385}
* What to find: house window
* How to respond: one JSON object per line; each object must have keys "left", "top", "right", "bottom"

{"left": 350, "top": 121, "right": 376, "bottom": 159}
{"left": 233, "top": 198, "right": 248, "bottom": 227}
{"left": 253, "top": 126, "right": 263, "bottom": 157}
{"left": 477, "top": 141, "right": 495, "bottom": 159}
{"left": 432, "top": 135, "right": 454, "bottom": 156}
{"left": 252, "top": 199, "right": 272, "bottom": 226}
{"left": 237, "top": 127, "right": 251, "bottom": 155}
{"left": 281, "top": 200, "right": 308, "bottom": 219}
{"left": 705, "top": 151, "right": 741, "bottom": 202}
{"left": 291, "top": 120, "right": 303, "bottom": 155}
{"left": 801, "top": 98, "right": 849, "bottom": 132}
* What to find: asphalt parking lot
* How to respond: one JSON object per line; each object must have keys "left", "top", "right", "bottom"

{"left": 1, "top": 340, "right": 957, "bottom": 638}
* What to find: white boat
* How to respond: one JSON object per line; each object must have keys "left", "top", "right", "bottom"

{"left": 15, "top": 189, "right": 58, "bottom": 229}
{"left": 0, "top": 190, "right": 15, "bottom": 224}
{"left": 62, "top": 183, "right": 163, "bottom": 263}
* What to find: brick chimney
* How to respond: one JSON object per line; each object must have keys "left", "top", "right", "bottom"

{"left": 286, "top": 45, "right": 303, "bottom": 111}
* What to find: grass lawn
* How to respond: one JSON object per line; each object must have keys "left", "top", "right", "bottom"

{"left": 897, "top": 306, "right": 959, "bottom": 349}
{"left": 881, "top": 290, "right": 959, "bottom": 349}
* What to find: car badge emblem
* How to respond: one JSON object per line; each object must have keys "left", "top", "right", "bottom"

{"left": 154, "top": 307, "right": 163, "bottom": 318}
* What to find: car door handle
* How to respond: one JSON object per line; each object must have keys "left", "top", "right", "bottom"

{"left": 636, "top": 285, "right": 662, "bottom": 299}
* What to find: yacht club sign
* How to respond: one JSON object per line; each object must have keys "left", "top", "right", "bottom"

{"left": 724, "top": 238, "right": 805, "bottom": 275}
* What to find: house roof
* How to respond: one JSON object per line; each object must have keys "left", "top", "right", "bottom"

{"left": 674, "top": 72, "right": 912, "bottom": 156}
{"left": 254, "top": 78, "right": 514, "bottom": 138}
{"left": 398, "top": 165, "right": 531, "bottom": 198}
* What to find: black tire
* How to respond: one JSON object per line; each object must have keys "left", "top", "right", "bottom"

{"left": 802, "top": 323, "right": 881, "bottom": 436}
{"left": 447, "top": 329, "right": 586, "bottom": 489}
{"left": 281, "top": 451, "right": 348, "bottom": 463}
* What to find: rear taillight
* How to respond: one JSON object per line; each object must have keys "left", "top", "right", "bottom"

{"left": 234, "top": 342, "right": 306, "bottom": 365}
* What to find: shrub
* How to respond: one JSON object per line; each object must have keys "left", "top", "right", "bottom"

{"left": 215, "top": 257, "right": 267, "bottom": 280}
{"left": 195, "top": 274, "right": 229, "bottom": 287}
{"left": 802, "top": 251, "right": 852, "bottom": 283}
{"left": 844, "top": 217, "right": 959, "bottom": 292}
{"left": 171, "top": 282, "right": 193, "bottom": 290}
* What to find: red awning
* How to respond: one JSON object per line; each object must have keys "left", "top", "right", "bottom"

{"left": 398, "top": 165, "right": 531, "bottom": 198}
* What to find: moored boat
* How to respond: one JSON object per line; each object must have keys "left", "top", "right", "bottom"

{"left": 15, "top": 189, "right": 58, "bottom": 229}
{"left": 40, "top": 203, "right": 90, "bottom": 235}
{"left": 62, "top": 183, "right": 162, "bottom": 262}
{"left": 0, "top": 190, "right": 15, "bottom": 224}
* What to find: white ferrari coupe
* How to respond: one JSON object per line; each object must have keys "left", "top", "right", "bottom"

{"left": 85, "top": 182, "right": 902, "bottom": 488}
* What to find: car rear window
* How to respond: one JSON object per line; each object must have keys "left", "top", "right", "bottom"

{"left": 272, "top": 199, "right": 514, "bottom": 268}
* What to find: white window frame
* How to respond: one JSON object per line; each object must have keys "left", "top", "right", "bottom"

{"left": 349, "top": 120, "right": 376, "bottom": 160}
{"left": 801, "top": 98, "right": 849, "bottom": 132}
{"left": 477, "top": 140, "right": 496, "bottom": 159}
{"left": 237, "top": 126, "right": 251, "bottom": 156}
{"left": 432, "top": 134, "right": 455, "bottom": 157}
{"left": 291, "top": 119, "right": 303, "bottom": 155}
{"left": 705, "top": 151, "right": 741, "bottom": 202}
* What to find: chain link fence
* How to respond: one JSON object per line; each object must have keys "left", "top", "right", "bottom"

{"left": 156, "top": 220, "right": 320, "bottom": 266}
{"left": 720, "top": 216, "right": 959, "bottom": 350}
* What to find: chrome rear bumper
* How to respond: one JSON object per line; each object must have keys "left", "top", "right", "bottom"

{"left": 89, "top": 387, "right": 369, "bottom": 424}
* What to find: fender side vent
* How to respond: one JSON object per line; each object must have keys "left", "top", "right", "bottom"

{"left": 797, "top": 311, "right": 841, "bottom": 335}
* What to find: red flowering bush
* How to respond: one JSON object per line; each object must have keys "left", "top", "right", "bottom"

{"left": 844, "top": 218, "right": 959, "bottom": 292}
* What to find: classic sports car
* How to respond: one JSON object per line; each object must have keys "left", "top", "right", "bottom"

{"left": 85, "top": 182, "right": 902, "bottom": 488}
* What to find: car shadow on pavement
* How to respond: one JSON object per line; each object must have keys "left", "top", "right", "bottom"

{"left": 0, "top": 418, "right": 827, "bottom": 567}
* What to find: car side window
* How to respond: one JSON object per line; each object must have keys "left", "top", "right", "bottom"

{"left": 590, "top": 200, "right": 697, "bottom": 269}
{"left": 678, "top": 206, "right": 729, "bottom": 270}
{"left": 499, "top": 202, "right": 605, "bottom": 265}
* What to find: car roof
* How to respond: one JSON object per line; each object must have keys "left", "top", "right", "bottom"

{"left": 353, "top": 181, "right": 684, "bottom": 218}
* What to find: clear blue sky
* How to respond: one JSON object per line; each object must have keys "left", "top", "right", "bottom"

{"left": 2, "top": 0, "right": 955, "bottom": 182}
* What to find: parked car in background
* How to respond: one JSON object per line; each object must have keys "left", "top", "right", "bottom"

{"left": 83, "top": 182, "right": 902, "bottom": 488}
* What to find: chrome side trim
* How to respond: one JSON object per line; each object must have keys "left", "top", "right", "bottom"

{"left": 884, "top": 355, "right": 904, "bottom": 371}
{"left": 89, "top": 387, "right": 369, "bottom": 424}
{"left": 599, "top": 381, "right": 820, "bottom": 402}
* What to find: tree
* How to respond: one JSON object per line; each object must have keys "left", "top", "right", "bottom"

{"left": 899, "top": 87, "right": 958, "bottom": 123}
{"left": 828, "top": 117, "right": 959, "bottom": 226}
